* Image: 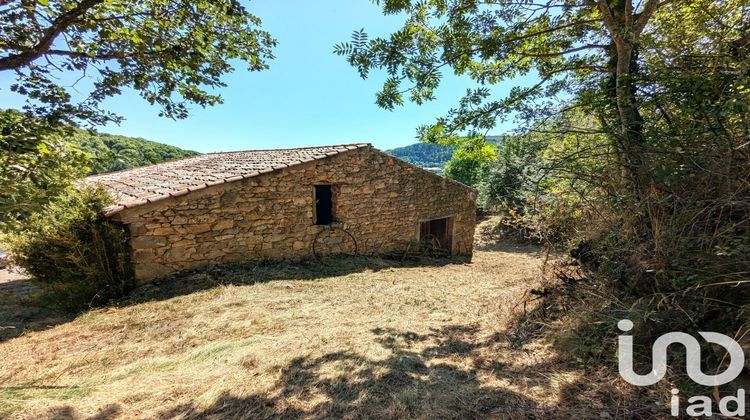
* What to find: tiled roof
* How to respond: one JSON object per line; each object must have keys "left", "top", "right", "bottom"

{"left": 85, "top": 143, "right": 371, "bottom": 216}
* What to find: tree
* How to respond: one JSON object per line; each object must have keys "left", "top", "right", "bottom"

{"left": 443, "top": 136, "right": 496, "bottom": 187}
{"left": 477, "top": 133, "right": 549, "bottom": 211}
{"left": 334, "top": 0, "right": 722, "bottom": 203}
{"left": 1, "top": 0, "right": 275, "bottom": 124}
{"left": 0, "top": 109, "right": 89, "bottom": 230}
{"left": 1, "top": 0, "right": 275, "bottom": 228}
{"left": 338, "top": 0, "right": 750, "bottom": 346}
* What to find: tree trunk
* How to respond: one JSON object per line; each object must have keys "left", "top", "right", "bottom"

{"left": 613, "top": 40, "right": 649, "bottom": 202}
{"left": 591, "top": 0, "right": 662, "bottom": 206}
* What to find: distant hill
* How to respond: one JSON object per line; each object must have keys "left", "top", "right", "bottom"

{"left": 71, "top": 130, "right": 199, "bottom": 175}
{"left": 386, "top": 143, "right": 455, "bottom": 168}
{"left": 386, "top": 136, "right": 504, "bottom": 169}
{"left": 0, "top": 108, "right": 199, "bottom": 175}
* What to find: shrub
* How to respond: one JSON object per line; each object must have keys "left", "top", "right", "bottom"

{"left": 444, "top": 137, "right": 497, "bottom": 187}
{"left": 476, "top": 134, "right": 545, "bottom": 211}
{"left": 8, "top": 186, "right": 134, "bottom": 311}
{"left": 0, "top": 109, "right": 91, "bottom": 231}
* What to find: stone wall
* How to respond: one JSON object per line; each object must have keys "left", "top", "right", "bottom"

{"left": 111, "top": 146, "right": 477, "bottom": 283}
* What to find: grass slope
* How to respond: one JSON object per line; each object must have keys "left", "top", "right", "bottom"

{"left": 0, "top": 220, "right": 637, "bottom": 418}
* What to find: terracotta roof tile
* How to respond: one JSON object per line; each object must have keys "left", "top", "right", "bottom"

{"left": 86, "top": 143, "right": 371, "bottom": 215}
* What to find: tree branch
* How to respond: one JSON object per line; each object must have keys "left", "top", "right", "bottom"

{"left": 0, "top": 0, "right": 105, "bottom": 71}
{"left": 585, "top": 0, "right": 622, "bottom": 43}
{"left": 46, "top": 49, "right": 126, "bottom": 60}
{"left": 625, "top": 0, "right": 634, "bottom": 28}
{"left": 46, "top": 48, "right": 169, "bottom": 61}
{"left": 518, "top": 44, "right": 608, "bottom": 58}
{"left": 501, "top": 19, "right": 600, "bottom": 46}
{"left": 633, "top": 0, "right": 666, "bottom": 35}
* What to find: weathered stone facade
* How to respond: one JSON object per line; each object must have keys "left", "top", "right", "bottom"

{"left": 108, "top": 146, "right": 477, "bottom": 283}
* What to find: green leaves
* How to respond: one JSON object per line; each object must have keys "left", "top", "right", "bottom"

{"left": 337, "top": 0, "right": 606, "bottom": 141}
{"left": 0, "top": 110, "right": 90, "bottom": 231}
{"left": 1, "top": 0, "right": 276, "bottom": 126}
{"left": 6, "top": 185, "right": 134, "bottom": 311}
{"left": 0, "top": 1, "right": 276, "bottom": 227}
{"left": 376, "top": 77, "right": 404, "bottom": 109}
{"left": 444, "top": 135, "right": 498, "bottom": 186}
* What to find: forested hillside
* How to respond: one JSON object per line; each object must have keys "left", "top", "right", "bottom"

{"left": 386, "top": 136, "right": 502, "bottom": 169}
{"left": 71, "top": 129, "right": 199, "bottom": 175}
{"left": 386, "top": 142, "right": 454, "bottom": 167}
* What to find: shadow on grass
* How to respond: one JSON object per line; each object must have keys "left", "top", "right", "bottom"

{"left": 146, "top": 322, "right": 651, "bottom": 418}
{"left": 0, "top": 256, "right": 466, "bottom": 345}
{"left": 475, "top": 240, "right": 549, "bottom": 255}
{"left": 34, "top": 321, "right": 557, "bottom": 419}
{"left": 156, "top": 323, "right": 550, "bottom": 419}
{"left": 46, "top": 403, "right": 121, "bottom": 420}
{"left": 121, "top": 255, "right": 467, "bottom": 307}
{"left": 499, "top": 265, "right": 675, "bottom": 418}
{"left": 33, "top": 306, "right": 646, "bottom": 418}
{"left": 0, "top": 278, "right": 73, "bottom": 344}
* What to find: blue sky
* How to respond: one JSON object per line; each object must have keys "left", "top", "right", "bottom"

{"left": 0, "top": 0, "right": 530, "bottom": 153}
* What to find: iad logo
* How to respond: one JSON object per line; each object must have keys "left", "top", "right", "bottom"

{"left": 617, "top": 319, "right": 746, "bottom": 417}
{"left": 617, "top": 319, "right": 745, "bottom": 386}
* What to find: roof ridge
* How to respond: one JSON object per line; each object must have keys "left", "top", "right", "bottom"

{"left": 91, "top": 143, "right": 374, "bottom": 215}
{"left": 201, "top": 142, "right": 371, "bottom": 155}
{"left": 85, "top": 143, "right": 373, "bottom": 180}
{"left": 85, "top": 152, "right": 206, "bottom": 180}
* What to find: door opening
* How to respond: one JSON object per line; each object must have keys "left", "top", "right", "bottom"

{"left": 419, "top": 217, "right": 453, "bottom": 253}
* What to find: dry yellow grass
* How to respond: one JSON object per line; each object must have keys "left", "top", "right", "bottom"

{"left": 0, "top": 227, "right": 631, "bottom": 418}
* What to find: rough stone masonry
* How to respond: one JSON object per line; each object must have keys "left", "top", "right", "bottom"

{"left": 87, "top": 144, "right": 477, "bottom": 283}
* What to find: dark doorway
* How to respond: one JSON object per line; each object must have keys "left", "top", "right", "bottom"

{"left": 419, "top": 217, "right": 453, "bottom": 252}
{"left": 314, "top": 184, "right": 333, "bottom": 225}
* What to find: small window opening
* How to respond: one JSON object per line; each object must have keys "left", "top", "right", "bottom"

{"left": 314, "top": 184, "right": 334, "bottom": 225}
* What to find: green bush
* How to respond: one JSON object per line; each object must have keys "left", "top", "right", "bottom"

{"left": 444, "top": 137, "right": 497, "bottom": 187}
{"left": 0, "top": 109, "right": 91, "bottom": 231}
{"left": 8, "top": 186, "right": 134, "bottom": 311}
{"left": 476, "top": 133, "right": 547, "bottom": 211}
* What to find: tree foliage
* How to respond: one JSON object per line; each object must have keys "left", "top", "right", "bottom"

{"left": 335, "top": 0, "right": 746, "bottom": 199}
{"left": 477, "top": 133, "right": 547, "bottom": 210}
{"left": 341, "top": 0, "right": 750, "bottom": 371}
{"left": 1, "top": 0, "right": 275, "bottom": 125}
{"left": 7, "top": 185, "right": 133, "bottom": 312}
{"left": 1, "top": 0, "right": 273, "bottom": 226}
{"left": 71, "top": 129, "right": 198, "bottom": 174}
{"left": 1, "top": 108, "right": 198, "bottom": 230}
{"left": 0, "top": 109, "right": 89, "bottom": 230}
{"left": 443, "top": 136, "right": 496, "bottom": 186}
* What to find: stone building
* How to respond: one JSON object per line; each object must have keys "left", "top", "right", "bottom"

{"left": 87, "top": 144, "right": 477, "bottom": 283}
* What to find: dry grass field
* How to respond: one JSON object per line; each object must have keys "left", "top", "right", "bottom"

{"left": 0, "top": 220, "right": 638, "bottom": 419}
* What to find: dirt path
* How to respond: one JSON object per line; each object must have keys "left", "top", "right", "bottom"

{"left": 0, "top": 268, "right": 28, "bottom": 284}
{"left": 0, "top": 267, "right": 39, "bottom": 310}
